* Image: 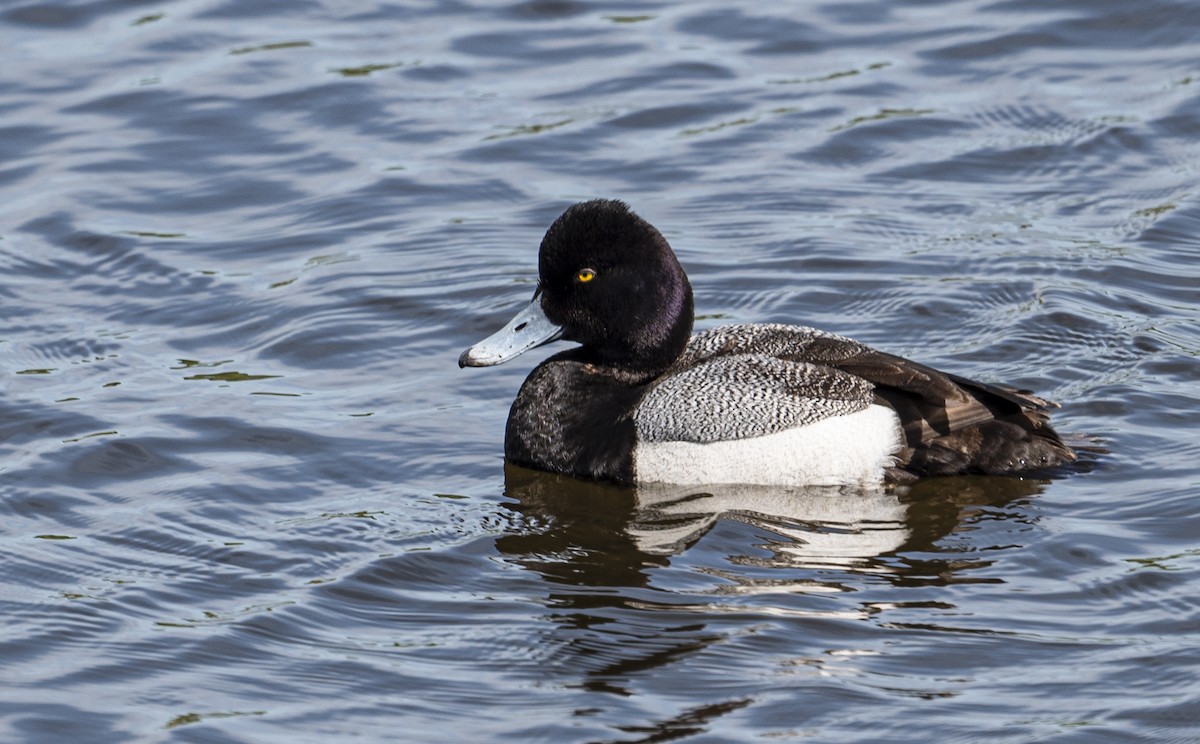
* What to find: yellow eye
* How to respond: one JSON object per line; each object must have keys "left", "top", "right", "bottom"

{"left": 575, "top": 268, "right": 596, "bottom": 283}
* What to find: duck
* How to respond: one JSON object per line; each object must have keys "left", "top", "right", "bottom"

{"left": 459, "top": 199, "right": 1076, "bottom": 486}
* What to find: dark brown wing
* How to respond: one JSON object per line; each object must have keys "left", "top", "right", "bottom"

{"left": 828, "top": 350, "right": 1001, "bottom": 441}
{"left": 829, "top": 349, "right": 1076, "bottom": 477}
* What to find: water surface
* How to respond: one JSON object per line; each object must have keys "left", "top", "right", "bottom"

{"left": 2, "top": 0, "right": 1199, "bottom": 741}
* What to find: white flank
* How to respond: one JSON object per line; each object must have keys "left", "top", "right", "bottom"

{"left": 633, "top": 404, "right": 904, "bottom": 487}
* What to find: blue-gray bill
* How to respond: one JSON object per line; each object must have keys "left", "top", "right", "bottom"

{"left": 458, "top": 293, "right": 564, "bottom": 368}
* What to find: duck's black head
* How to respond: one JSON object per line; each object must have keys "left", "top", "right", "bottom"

{"left": 537, "top": 200, "right": 694, "bottom": 373}
{"left": 459, "top": 200, "right": 695, "bottom": 375}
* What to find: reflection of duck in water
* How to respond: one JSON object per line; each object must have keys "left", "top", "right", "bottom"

{"left": 496, "top": 466, "right": 1047, "bottom": 702}
{"left": 501, "top": 464, "right": 1046, "bottom": 576}
{"left": 630, "top": 480, "right": 910, "bottom": 562}
{"left": 462, "top": 200, "right": 1076, "bottom": 487}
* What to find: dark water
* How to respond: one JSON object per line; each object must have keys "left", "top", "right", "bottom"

{"left": 2, "top": 0, "right": 1198, "bottom": 741}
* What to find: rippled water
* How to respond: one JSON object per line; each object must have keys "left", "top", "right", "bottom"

{"left": 3, "top": 0, "right": 1199, "bottom": 741}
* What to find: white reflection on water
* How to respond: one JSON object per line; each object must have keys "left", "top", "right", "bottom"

{"left": 630, "top": 481, "right": 909, "bottom": 566}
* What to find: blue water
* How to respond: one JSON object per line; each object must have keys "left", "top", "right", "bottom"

{"left": 2, "top": 1, "right": 1199, "bottom": 741}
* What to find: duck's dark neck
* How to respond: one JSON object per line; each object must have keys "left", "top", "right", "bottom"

{"left": 577, "top": 273, "right": 694, "bottom": 380}
{"left": 642, "top": 271, "right": 693, "bottom": 369}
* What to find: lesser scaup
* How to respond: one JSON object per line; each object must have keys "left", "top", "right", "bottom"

{"left": 460, "top": 199, "right": 1076, "bottom": 486}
